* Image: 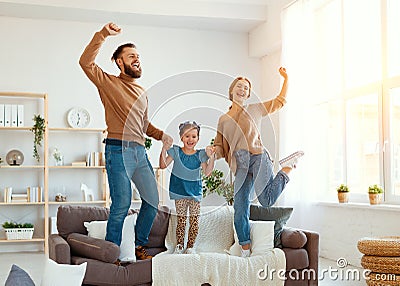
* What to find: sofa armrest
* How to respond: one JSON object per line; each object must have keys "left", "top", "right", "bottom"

{"left": 301, "top": 229, "right": 319, "bottom": 286}
{"left": 48, "top": 234, "right": 71, "bottom": 264}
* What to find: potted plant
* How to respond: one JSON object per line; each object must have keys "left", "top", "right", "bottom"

{"left": 202, "top": 169, "right": 234, "bottom": 205}
{"left": 368, "top": 184, "right": 383, "bottom": 205}
{"left": 30, "top": 114, "right": 45, "bottom": 162}
{"left": 51, "top": 147, "right": 64, "bottom": 166}
{"left": 336, "top": 184, "right": 350, "bottom": 203}
{"left": 2, "top": 221, "right": 34, "bottom": 240}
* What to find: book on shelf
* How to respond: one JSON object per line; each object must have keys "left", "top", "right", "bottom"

{"left": 11, "top": 194, "right": 28, "bottom": 203}
{"left": 86, "top": 151, "right": 104, "bottom": 166}
{"left": 27, "top": 186, "right": 43, "bottom": 202}
{"left": 71, "top": 161, "right": 87, "bottom": 167}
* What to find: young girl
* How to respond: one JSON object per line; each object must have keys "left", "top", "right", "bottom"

{"left": 213, "top": 67, "right": 303, "bottom": 257}
{"left": 159, "top": 121, "right": 215, "bottom": 254}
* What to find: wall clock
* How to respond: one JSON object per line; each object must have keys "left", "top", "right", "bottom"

{"left": 67, "top": 107, "right": 90, "bottom": 128}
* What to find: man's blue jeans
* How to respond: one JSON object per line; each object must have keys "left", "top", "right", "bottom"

{"left": 233, "top": 149, "right": 289, "bottom": 246}
{"left": 104, "top": 142, "right": 159, "bottom": 247}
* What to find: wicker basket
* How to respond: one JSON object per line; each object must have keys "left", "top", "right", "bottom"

{"left": 5, "top": 228, "right": 34, "bottom": 240}
{"left": 361, "top": 255, "right": 400, "bottom": 274}
{"left": 358, "top": 236, "right": 400, "bottom": 256}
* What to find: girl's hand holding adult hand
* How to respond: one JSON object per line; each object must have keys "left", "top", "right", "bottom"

{"left": 206, "top": 146, "right": 216, "bottom": 158}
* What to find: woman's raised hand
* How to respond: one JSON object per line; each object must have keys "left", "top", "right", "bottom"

{"left": 278, "top": 67, "right": 288, "bottom": 79}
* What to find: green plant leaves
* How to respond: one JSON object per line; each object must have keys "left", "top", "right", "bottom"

{"left": 2, "top": 221, "right": 34, "bottom": 228}
{"left": 202, "top": 169, "right": 234, "bottom": 204}
{"left": 30, "top": 114, "right": 45, "bottom": 162}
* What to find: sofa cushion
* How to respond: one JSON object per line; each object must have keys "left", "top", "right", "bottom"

{"left": 67, "top": 233, "right": 119, "bottom": 263}
{"left": 281, "top": 228, "right": 307, "bottom": 249}
{"left": 147, "top": 205, "right": 171, "bottom": 248}
{"left": 57, "top": 205, "right": 169, "bottom": 241}
{"left": 71, "top": 256, "right": 152, "bottom": 286}
{"left": 57, "top": 205, "right": 110, "bottom": 239}
{"left": 249, "top": 205, "right": 293, "bottom": 247}
{"left": 84, "top": 214, "right": 137, "bottom": 262}
{"left": 282, "top": 248, "right": 309, "bottom": 270}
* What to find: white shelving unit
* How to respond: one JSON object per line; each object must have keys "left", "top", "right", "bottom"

{"left": 47, "top": 127, "right": 107, "bottom": 208}
{"left": 0, "top": 92, "right": 48, "bottom": 252}
{"left": 0, "top": 92, "right": 165, "bottom": 254}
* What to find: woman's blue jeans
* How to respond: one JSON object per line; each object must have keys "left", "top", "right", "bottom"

{"left": 104, "top": 142, "right": 159, "bottom": 247}
{"left": 233, "top": 149, "right": 289, "bottom": 246}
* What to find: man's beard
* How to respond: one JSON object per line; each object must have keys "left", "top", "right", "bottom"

{"left": 124, "top": 62, "right": 142, "bottom": 78}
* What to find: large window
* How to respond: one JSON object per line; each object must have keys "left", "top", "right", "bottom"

{"left": 281, "top": 0, "right": 400, "bottom": 203}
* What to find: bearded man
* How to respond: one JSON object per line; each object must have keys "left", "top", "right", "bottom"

{"left": 80, "top": 23, "right": 173, "bottom": 261}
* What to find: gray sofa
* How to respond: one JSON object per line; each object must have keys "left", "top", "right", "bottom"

{"left": 49, "top": 205, "right": 319, "bottom": 286}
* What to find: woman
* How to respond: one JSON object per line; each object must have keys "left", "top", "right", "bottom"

{"left": 213, "top": 67, "right": 303, "bottom": 257}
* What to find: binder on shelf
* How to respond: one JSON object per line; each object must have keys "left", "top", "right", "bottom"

{"left": 17, "top": 104, "right": 24, "bottom": 126}
{"left": 4, "top": 104, "right": 11, "bottom": 127}
{"left": 3, "top": 187, "right": 13, "bottom": 203}
{"left": 0, "top": 104, "right": 4, "bottom": 126}
{"left": 11, "top": 104, "right": 18, "bottom": 127}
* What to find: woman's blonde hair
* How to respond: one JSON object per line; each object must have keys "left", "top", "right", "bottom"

{"left": 228, "top": 76, "right": 252, "bottom": 101}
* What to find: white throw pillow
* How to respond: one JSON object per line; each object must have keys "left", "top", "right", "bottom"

{"left": 229, "top": 220, "right": 275, "bottom": 257}
{"left": 83, "top": 220, "right": 107, "bottom": 239}
{"left": 119, "top": 214, "right": 137, "bottom": 262}
{"left": 41, "top": 259, "right": 86, "bottom": 286}
{"left": 83, "top": 213, "right": 137, "bottom": 262}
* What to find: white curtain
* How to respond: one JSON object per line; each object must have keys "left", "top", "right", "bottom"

{"left": 278, "top": 0, "right": 324, "bottom": 222}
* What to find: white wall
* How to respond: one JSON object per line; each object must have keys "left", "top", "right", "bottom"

{"left": 299, "top": 203, "right": 400, "bottom": 267}
{"left": 0, "top": 17, "right": 261, "bottom": 128}
{"left": 0, "top": 16, "right": 261, "bottom": 251}
{"left": 249, "top": 0, "right": 293, "bottom": 57}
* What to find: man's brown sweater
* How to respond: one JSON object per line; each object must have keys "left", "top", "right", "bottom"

{"left": 79, "top": 27, "right": 163, "bottom": 144}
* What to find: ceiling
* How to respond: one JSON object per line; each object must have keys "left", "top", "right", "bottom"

{"left": 0, "top": 0, "right": 274, "bottom": 32}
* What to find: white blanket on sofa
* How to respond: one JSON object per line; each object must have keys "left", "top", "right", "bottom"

{"left": 153, "top": 250, "right": 285, "bottom": 286}
{"left": 152, "top": 206, "right": 286, "bottom": 286}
